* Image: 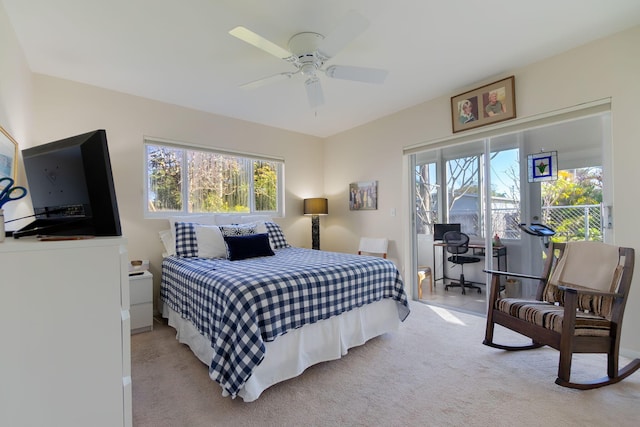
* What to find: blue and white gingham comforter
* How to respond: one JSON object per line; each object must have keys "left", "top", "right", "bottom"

{"left": 160, "top": 247, "right": 409, "bottom": 398}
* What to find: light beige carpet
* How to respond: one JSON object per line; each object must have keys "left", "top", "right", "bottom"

{"left": 131, "top": 303, "right": 640, "bottom": 426}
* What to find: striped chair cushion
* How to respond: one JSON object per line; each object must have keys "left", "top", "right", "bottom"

{"left": 495, "top": 298, "right": 611, "bottom": 337}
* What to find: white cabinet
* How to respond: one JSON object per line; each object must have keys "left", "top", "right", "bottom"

{"left": 0, "top": 237, "right": 132, "bottom": 427}
{"left": 130, "top": 271, "right": 153, "bottom": 333}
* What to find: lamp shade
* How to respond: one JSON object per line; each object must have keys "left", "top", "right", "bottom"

{"left": 303, "top": 198, "right": 328, "bottom": 215}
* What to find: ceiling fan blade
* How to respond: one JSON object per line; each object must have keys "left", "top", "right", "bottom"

{"left": 239, "top": 72, "right": 294, "bottom": 90}
{"left": 229, "top": 26, "right": 294, "bottom": 61}
{"left": 325, "top": 65, "right": 388, "bottom": 84}
{"left": 317, "top": 10, "right": 369, "bottom": 59}
{"left": 305, "top": 78, "right": 324, "bottom": 108}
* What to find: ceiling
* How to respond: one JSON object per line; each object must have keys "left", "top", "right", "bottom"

{"left": 3, "top": 1, "right": 640, "bottom": 138}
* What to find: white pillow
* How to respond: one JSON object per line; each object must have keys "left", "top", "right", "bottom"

{"left": 168, "top": 215, "right": 218, "bottom": 244}
{"left": 159, "top": 229, "right": 175, "bottom": 256}
{"left": 194, "top": 224, "right": 227, "bottom": 258}
{"left": 254, "top": 221, "right": 268, "bottom": 234}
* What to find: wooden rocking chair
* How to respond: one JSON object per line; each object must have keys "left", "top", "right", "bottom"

{"left": 484, "top": 241, "right": 640, "bottom": 389}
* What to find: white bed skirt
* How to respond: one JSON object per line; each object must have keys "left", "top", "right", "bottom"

{"left": 162, "top": 299, "right": 401, "bottom": 402}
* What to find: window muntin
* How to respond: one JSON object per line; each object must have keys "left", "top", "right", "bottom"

{"left": 145, "top": 141, "right": 283, "bottom": 217}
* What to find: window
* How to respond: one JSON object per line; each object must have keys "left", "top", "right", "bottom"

{"left": 446, "top": 154, "right": 482, "bottom": 236}
{"left": 490, "top": 148, "right": 520, "bottom": 239}
{"left": 144, "top": 140, "right": 284, "bottom": 217}
{"left": 415, "top": 142, "right": 521, "bottom": 240}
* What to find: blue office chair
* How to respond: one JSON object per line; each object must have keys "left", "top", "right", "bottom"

{"left": 443, "top": 230, "right": 482, "bottom": 294}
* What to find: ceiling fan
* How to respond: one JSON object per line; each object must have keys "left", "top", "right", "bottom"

{"left": 229, "top": 10, "right": 388, "bottom": 108}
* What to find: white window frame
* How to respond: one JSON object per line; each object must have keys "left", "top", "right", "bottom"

{"left": 143, "top": 137, "right": 285, "bottom": 218}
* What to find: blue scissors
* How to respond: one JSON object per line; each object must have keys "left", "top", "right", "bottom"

{"left": 0, "top": 177, "right": 28, "bottom": 208}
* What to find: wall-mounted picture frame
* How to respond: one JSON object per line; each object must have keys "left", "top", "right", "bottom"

{"left": 451, "top": 76, "right": 516, "bottom": 133}
{"left": 349, "top": 180, "right": 377, "bottom": 210}
{"left": 0, "top": 125, "right": 19, "bottom": 183}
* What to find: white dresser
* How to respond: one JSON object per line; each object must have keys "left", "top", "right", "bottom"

{"left": 0, "top": 237, "right": 132, "bottom": 427}
{"left": 130, "top": 270, "right": 153, "bottom": 334}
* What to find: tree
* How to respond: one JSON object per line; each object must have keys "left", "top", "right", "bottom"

{"left": 542, "top": 169, "right": 602, "bottom": 207}
{"left": 415, "top": 163, "right": 438, "bottom": 234}
{"left": 188, "top": 152, "right": 249, "bottom": 213}
{"left": 148, "top": 145, "right": 279, "bottom": 214}
{"left": 147, "top": 146, "right": 182, "bottom": 211}
{"left": 254, "top": 161, "right": 277, "bottom": 211}
{"left": 416, "top": 154, "right": 496, "bottom": 234}
{"left": 446, "top": 156, "right": 480, "bottom": 211}
{"left": 542, "top": 168, "right": 603, "bottom": 242}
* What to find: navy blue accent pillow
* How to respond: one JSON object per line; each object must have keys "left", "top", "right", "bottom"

{"left": 223, "top": 233, "right": 275, "bottom": 261}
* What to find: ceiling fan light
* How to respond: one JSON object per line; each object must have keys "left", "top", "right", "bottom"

{"left": 300, "top": 63, "right": 317, "bottom": 77}
{"left": 305, "top": 78, "right": 324, "bottom": 108}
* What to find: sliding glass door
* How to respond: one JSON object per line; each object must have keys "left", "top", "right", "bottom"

{"left": 412, "top": 112, "right": 610, "bottom": 314}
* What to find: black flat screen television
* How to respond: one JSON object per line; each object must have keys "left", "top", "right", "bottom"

{"left": 433, "top": 223, "right": 461, "bottom": 241}
{"left": 14, "top": 129, "right": 122, "bottom": 238}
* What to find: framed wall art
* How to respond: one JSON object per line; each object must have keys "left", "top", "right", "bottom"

{"left": 527, "top": 151, "right": 558, "bottom": 183}
{"left": 0, "top": 125, "right": 19, "bottom": 182}
{"left": 451, "top": 76, "right": 516, "bottom": 133}
{"left": 349, "top": 181, "right": 377, "bottom": 210}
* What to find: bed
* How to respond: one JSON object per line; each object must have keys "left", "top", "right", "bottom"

{"left": 159, "top": 218, "right": 410, "bottom": 402}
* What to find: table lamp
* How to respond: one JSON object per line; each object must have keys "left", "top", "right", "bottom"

{"left": 303, "top": 198, "right": 328, "bottom": 250}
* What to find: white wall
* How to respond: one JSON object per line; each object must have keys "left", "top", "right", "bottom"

{"left": 324, "top": 26, "right": 640, "bottom": 355}
{"left": 0, "top": 3, "right": 33, "bottom": 227}
{"left": 0, "top": 4, "right": 31, "bottom": 138}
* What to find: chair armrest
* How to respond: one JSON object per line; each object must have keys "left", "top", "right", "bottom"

{"left": 558, "top": 285, "right": 623, "bottom": 298}
{"left": 560, "top": 285, "right": 622, "bottom": 323}
{"left": 483, "top": 270, "right": 545, "bottom": 281}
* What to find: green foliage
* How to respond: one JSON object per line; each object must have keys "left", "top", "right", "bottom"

{"left": 188, "top": 152, "right": 249, "bottom": 213}
{"left": 147, "top": 147, "right": 182, "bottom": 211}
{"left": 542, "top": 169, "right": 602, "bottom": 207}
{"left": 254, "top": 161, "right": 277, "bottom": 211}
{"left": 542, "top": 168, "right": 603, "bottom": 242}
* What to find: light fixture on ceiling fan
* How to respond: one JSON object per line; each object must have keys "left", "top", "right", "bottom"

{"left": 229, "top": 10, "right": 388, "bottom": 108}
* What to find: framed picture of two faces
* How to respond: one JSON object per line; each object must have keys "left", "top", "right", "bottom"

{"left": 451, "top": 76, "right": 516, "bottom": 133}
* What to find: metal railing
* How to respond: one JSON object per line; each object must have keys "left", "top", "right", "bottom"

{"left": 542, "top": 204, "right": 602, "bottom": 242}
{"left": 422, "top": 204, "right": 603, "bottom": 242}
{"left": 490, "top": 204, "right": 602, "bottom": 241}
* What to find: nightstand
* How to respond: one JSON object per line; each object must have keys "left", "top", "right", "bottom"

{"left": 129, "top": 270, "right": 153, "bottom": 334}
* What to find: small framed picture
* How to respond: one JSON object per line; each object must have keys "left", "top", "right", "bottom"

{"left": 349, "top": 181, "right": 377, "bottom": 210}
{"left": 451, "top": 76, "right": 516, "bottom": 133}
{"left": 0, "top": 125, "right": 19, "bottom": 182}
{"left": 528, "top": 151, "right": 558, "bottom": 182}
